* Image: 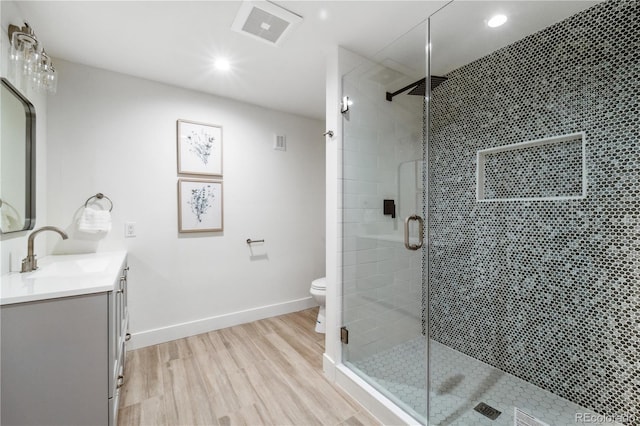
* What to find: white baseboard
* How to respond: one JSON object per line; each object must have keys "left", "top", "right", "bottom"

{"left": 323, "top": 352, "right": 336, "bottom": 380}
{"left": 128, "top": 296, "right": 317, "bottom": 350}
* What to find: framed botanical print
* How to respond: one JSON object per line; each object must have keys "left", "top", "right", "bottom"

{"left": 178, "top": 178, "right": 223, "bottom": 232}
{"left": 177, "top": 119, "right": 223, "bottom": 176}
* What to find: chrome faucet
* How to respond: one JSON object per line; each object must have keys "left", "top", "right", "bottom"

{"left": 21, "top": 226, "right": 69, "bottom": 273}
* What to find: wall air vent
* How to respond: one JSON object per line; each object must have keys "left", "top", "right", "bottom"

{"left": 274, "top": 134, "right": 286, "bottom": 151}
{"left": 231, "top": 1, "right": 303, "bottom": 46}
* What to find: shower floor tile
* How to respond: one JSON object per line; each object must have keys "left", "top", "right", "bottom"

{"left": 351, "top": 338, "right": 609, "bottom": 426}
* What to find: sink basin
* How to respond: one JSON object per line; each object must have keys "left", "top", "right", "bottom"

{"left": 29, "top": 258, "right": 112, "bottom": 279}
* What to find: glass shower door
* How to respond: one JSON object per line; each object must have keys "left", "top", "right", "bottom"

{"left": 340, "top": 22, "right": 428, "bottom": 423}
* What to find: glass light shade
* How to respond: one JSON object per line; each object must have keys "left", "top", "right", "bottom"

{"left": 45, "top": 67, "right": 57, "bottom": 94}
{"left": 9, "top": 25, "right": 57, "bottom": 94}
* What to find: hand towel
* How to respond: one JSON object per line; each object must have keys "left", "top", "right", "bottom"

{"left": 1, "top": 208, "right": 20, "bottom": 231}
{"left": 78, "top": 206, "right": 112, "bottom": 233}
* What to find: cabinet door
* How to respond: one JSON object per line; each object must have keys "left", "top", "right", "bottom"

{"left": 1, "top": 294, "right": 109, "bottom": 426}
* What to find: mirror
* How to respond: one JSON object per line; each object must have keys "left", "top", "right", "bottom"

{"left": 1, "top": 77, "right": 36, "bottom": 233}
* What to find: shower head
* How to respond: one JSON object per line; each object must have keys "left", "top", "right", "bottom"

{"left": 386, "top": 76, "right": 448, "bottom": 101}
{"left": 408, "top": 76, "right": 448, "bottom": 96}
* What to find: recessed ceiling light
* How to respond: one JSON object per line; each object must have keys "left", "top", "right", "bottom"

{"left": 487, "top": 14, "right": 507, "bottom": 28}
{"left": 214, "top": 58, "right": 231, "bottom": 71}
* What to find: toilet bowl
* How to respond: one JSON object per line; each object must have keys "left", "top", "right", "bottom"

{"left": 310, "top": 277, "right": 326, "bottom": 333}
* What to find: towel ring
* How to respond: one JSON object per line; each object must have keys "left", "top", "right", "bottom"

{"left": 84, "top": 193, "right": 113, "bottom": 212}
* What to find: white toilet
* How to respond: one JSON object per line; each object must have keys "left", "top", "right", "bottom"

{"left": 310, "top": 277, "right": 326, "bottom": 333}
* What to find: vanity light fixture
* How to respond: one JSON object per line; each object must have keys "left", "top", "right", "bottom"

{"left": 487, "top": 14, "right": 508, "bottom": 28}
{"left": 8, "top": 22, "right": 57, "bottom": 94}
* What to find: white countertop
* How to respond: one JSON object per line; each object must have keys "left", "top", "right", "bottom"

{"left": 0, "top": 251, "right": 127, "bottom": 306}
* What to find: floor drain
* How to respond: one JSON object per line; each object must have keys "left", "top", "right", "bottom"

{"left": 474, "top": 402, "right": 502, "bottom": 420}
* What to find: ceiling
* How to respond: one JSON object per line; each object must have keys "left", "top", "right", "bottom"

{"left": 11, "top": 1, "right": 601, "bottom": 121}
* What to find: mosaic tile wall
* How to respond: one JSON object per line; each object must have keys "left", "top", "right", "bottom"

{"left": 428, "top": 0, "right": 639, "bottom": 421}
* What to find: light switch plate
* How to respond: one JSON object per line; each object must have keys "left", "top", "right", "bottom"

{"left": 125, "top": 222, "right": 136, "bottom": 238}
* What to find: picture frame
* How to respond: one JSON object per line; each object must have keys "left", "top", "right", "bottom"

{"left": 178, "top": 178, "right": 223, "bottom": 232}
{"left": 177, "top": 119, "right": 223, "bottom": 176}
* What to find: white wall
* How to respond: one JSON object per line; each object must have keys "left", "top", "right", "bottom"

{"left": 46, "top": 59, "right": 325, "bottom": 348}
{"left": 0, "top": 0, "right": 48, "bottom": 275}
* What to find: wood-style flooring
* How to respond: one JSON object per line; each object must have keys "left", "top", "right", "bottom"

{"left": 118, "top": 307, "right": 382, "bottom": 426}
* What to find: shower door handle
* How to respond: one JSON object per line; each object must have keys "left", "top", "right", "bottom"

{"left": 404, "top": 215, "right": 424, "bottom": 250}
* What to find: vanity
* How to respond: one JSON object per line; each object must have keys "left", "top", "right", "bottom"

{"left": 0, "top": 251, "right": 129, "bottom": 426}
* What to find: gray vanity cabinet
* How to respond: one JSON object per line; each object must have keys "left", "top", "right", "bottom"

{"left": 0, "top": 258, "right": 129, "bottom": 426}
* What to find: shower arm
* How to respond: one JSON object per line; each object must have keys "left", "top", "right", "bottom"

{"left": 385, "top": 78, "right": 425, "bottom": 102}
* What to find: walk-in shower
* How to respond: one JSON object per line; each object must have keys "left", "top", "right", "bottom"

{"left": 340, "top": 1, "right": 638, "bottom": 424}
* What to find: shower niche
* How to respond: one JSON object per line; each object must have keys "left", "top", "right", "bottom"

{"left": 476, "top": 132, "right": 587, "bottom": 202}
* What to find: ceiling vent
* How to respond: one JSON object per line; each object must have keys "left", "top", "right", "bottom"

{"left": 231, "top": 1, "right": 303, "bottom": 46}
